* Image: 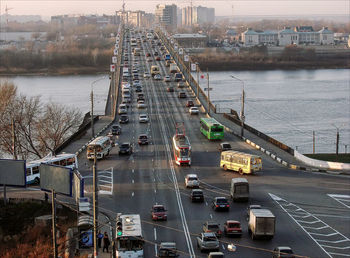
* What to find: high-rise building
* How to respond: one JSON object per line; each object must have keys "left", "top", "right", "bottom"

{"left": 155, "top": 4, "right": 177, "bottom": 31}
{"left": 116, "top": 10, "right": 154, "bottom": 27}
{"left": 181, "top": 6, "right": 215, "bottom": 26}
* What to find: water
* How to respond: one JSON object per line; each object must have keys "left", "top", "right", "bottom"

{"left": 0, "top": 75, "right": 110, "bottom": 115}
{"left": 1, "top": 70, "right": 349, "bottom": 154}
{"left": 196, "top": 69, "right": 350, "bottom": 154}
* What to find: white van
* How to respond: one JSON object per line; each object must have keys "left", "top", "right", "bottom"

{"left": 230, "top": 178, "right": 249, "bottom": 202}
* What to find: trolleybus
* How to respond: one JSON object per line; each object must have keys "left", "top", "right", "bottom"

{"left": 86, "top": 136, "right": 112, "bottom": 160}
{"left": 200, "top": 118, "right": 224, "bottom": 140}
{"left": 172, "top": 123, "right": 191, "bottom": 166}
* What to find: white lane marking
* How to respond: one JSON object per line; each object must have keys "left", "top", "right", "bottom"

{"left": 328, "top": 252, "right": 350, "bottom": 257}
{"left": 209, "top": 214, "right": 213, "bottom": 219}
{"left": 132, "top": 169, "right": 134, "bottom": 173}
{"left": 269, "top": 193, "right": 350, "bottom": 258}
{"left": 205, "top": 202, "right": 208, "bottom": 206}
{"left": 222, "top": 244, "right": 225, "bottom": 250}
{"left": 132, "top": 179, "right": 134, "bottom": 184}
{"left": 154, "top": 189, "right": 157, "bottom": 194}
{"left": 154, "top": 227, "right": 157, "bottom": 240}
{"left": 154, "top": 244, "right": 158, "bottom": 257}
{"left": 132, "top": 192, "right": 134, "bottom": 197}
{"left": 328, "top": 194, "right": 350, "bottom": 209}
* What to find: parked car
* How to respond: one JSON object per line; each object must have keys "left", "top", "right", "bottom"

{"left": 203, "top": 221, "right": 222, "bottom": 238}
{"left": 272, "top": 247, "right": 295, "bottom": 258}
{"left": 138, "top": 134, "right": 149, "bottom": 145}
{"left": 212, "top": 197, "right": 230, "bottom": 211}
{"left": 111, "top": 124, "right": 121, "bottom": 135}
{"left": 186, "top": 100, "right": 194, "bottom": 107}
{"left": 151, "top": 204, "right": 167, "bottom": 221}
{"left": 190, "top": 189, "right": 204, "bottom": 202}
{"left": 119, "top": 142, "right": 133, "bottom": 155}
{"left": 119, "top": 115, "right": 129, "bottom": 124}
{"left": 219, "top": 142, "right": 232, "bottom": 151}
{"left": 139, "top": 114, "right": 149, "bottom": 123}
{"left": 189, "top": 107, "right": 199, "bottom": 115}
{"left": 185, "top": 174, "right": 199, "bottom": 188}
{"left": 196, "top": 233, "right": 219, "bottom": 252}
{"left": 164, "top": 75, "right": 171, "bottom": 82}
{"left": 224, "top": 220, "right": 242, "bottom": 237}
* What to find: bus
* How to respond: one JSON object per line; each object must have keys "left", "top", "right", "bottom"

{"left": 220, "top": 150, "right": 262, "bottom": 175}
{"left": 26, "top": 153, "right": 78, "bottom": 184}
{"left": 115, "top": 214, "right": 144, "bottom": 258}
{"left": 200, "top": 118, "right": 224, "bottom": 140}
{"left": 172, "top": 123, "right": 191, "bottom": 166}
{"left": 86, "top": 136, "right": 112, "bottom": 160}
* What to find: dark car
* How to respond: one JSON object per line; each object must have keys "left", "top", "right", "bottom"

{"left": 178, "top": 92, "right": 186, "bottom": 98}
{"left": 190, "top": 189, "right": 204, "bottom": 202}
{"left": 156, "top": 56, "right": 161, "bottom": 61}
{"left": 154, "top": 51, "right": 159, "bottom": 56}
{"left": 174, "top": 73, "right": 183, "bottom": 82}
{"left": 135, "top": 86, "right": 142, "bottom": 92}
{"left": 119, "top": 115, "right": 129, "bottom": 124}
{"left": 203, "top": 221, "right": 222, "bottom": 238}
{"left": 119, "top": 142, "right": 133, "bottom": 155}
{"left": 219, "top": 142, "right": 232, "bottom": 151}
{"left": 111, "top": 124, "right": 121, "bottom": 135}
{"left": 212, "top": 197, "right": 230, "bottom": 211}
{"left": 138, "top": 134, "right": 149, "bottom": 145}
{"left": 167, "top": 87, "right": 174, "bottom": 92}
{"left": 224, "top": 220, "right": 242, "bottom": 237}
{"left": 186, "top": 100, "right": 194, "bottom": 107}
{"left": 151, "top": 205, "right": 167, "bottom": 221}
{"left": 272, "top": 247, "right": 295, "bottom": 258}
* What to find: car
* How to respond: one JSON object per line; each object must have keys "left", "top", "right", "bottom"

{"left": 119, "top": 142, "right": 133, "bottom": 155}
{"left": 224, "top": 220, "right": 242, "bottom": 237}
{"left": 190, "top": 189, "right": 204, "bottom": 202}
{"left": 156, "top": 56, "right": 161, "bottom": 61}
{"left": 137, "top": 100, "right": 146, "bottom": 109}
{"left": 208, "top": 252, "right": 224, "bottom": 258}
{"left": 122, "top": 97, "right": 131, "bottom": 104}
{"left": 164, "top": 75, "right": 171, "bottom": 82}
{"left": 139, "top": 114, "right": 149, "bottom": 123}
{"left": 177, "top": 81, "right": 186, "bottom": 88}
{"left": 133, "top": 81, "right": 141, "bottom": 87}
{"left": 185, "top": 174, "right": 199, "bottom": 188}
{"left": 151, "top": 204, "right": 167, "bottom": 221}
{"left": 178, "top": 92, "right": 186, "bottom": 98}
{"left": 154, "top": 74, "right": 162, "bottom": 80}
{"left": 147, "top": 57, "right": 153, "bottom": 62}
{"left": 165, "top": 60, "right": 172, "bottom": 67}
{"left": 212, "top": 197, "right": 230, "bottom": 211}
{"left": 167, "top": 87, "right": 174, "bottom": 92}
{"left": 119, "top": 115, "right": 129, "bottom": 124}
{"left": 174, "top": 73, "right": 183, "bottom": 82}
{"left": 186, "top": 100, "right": 194, "bottom": 107}
{"left": 111, "top": 124, "right": 121, "bottom": 135}
{"left": 203, "top": 221, "right": 222, "bottom": 238}
{"left": 137, "top": 93, "right": 145, "bottom": 101}
{"left": 246, "top": 204, "right": 262, "bottom": 219}
{"left": 146, "top": 52, "right": 151, "bottom": 57}
{"left": 135, "top": 86, "right": 142, "bottom": 92}
{"left": 138, "top": 134, "right": 149, "bottom": 145}
{"left": 196, "top": 233, "right": 219, "bottom": 252}
{"left": 154, "top": 51, "right": 159, "bottom": 56}
{"left": 189, "top": 107, "right": 199, "bottom": 115}
{"left": 158, "top": 242, "right": 177, "bottom": 258}
{"left": 272, "top": 247, "right": 295, "bottom": 258}
{"left": 143, "top": 72, "right": 151, "bottom": 78}
{"left": 219, "top": 142, "right": 232, "bottom": 151}
{"left": 118, "top": 104, "right": 127, "bottom": 114}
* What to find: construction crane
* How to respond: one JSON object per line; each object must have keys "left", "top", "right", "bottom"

{"left": 5, "top": 5, "right": 14, "bottom": 27}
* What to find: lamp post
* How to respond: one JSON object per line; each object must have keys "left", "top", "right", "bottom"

{"left": 331, "top": 123, "right": 344, "bottom": 155}
{"left": 231, "top": 75, "right": 245, "bottom": 137}
{"left": 91, "top": 76, "right": 108, "bottom": 138}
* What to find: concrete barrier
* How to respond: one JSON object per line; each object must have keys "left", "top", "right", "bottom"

{"left": 271, "top": 154, "right": 276, "bottom": 159}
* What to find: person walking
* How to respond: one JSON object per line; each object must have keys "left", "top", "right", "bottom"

{"left": 102, "top": 232, "right": 110, "bottom": 253}
{"left": 97, "top": 231, "right": 103, "bottom": 249}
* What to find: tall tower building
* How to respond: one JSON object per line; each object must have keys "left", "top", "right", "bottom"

{"left": 155, "top": 4, "right": 177, "bottom": 31}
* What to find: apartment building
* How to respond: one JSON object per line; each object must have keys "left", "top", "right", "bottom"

{"left": 155, "top": 4, "right": 177, "bottom": 31}
{"left": 181, "top": 6, "right": 215, "bottom": 26}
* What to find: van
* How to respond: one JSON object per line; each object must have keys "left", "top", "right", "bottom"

{"left": 151, "top": 65, "right": 160, "bottom": 76}
{"left": 230, "top": 178, "right": 249, "bottom": 202}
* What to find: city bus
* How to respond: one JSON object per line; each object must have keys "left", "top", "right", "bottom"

{"left": 115, "top": 214, "right": 144, "bottom": 258}
{"left": 200, "top": 118, "right": 224, "bottom": 140}
{"left": 220, "top": 150, "right": 262, "bottom": 175}
{"left": 172, "top": 123, "right": 191, "bottom": 166}
{"left": 86, "top": 136, "right": 112, "bottom": 160}
{"left": 26, "top": 153, "right": 78, "bottom": 184}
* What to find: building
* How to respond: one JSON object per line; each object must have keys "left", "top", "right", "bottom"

{"left": 116, "top": 10, "right": 154, "bottom": 28}
{"left": 241, "top": 28, "right": 259, "bottom": 47}
{"left": 172, "top": 33, "right": 208, "bottom": 48}
{"left": 155, "top": 4, "right": 177, "bottom": 31}
{"left": 278, "top": 27, "right": 298, "bottom": 46}
{"left": 319, "top": 27, "right": 334, "bottom": 45}
{"left": 181, "top": 6, "right": 215, "bottom": 26}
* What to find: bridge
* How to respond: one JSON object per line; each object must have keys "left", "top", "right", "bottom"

{"left": 4, "top": 26, "right": 350, "bottom": 257}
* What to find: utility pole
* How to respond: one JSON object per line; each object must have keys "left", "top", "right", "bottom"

{"left": 52, "top": 190, "right": 57, "bottom": 258}
{"left": 91, "top": 90, "right": 94, "bottom": 138}
{"left": 336, "top": 128, "right": 339, "bottom": 155}
{"left": 345, "top": 144, "right": 348, "bottom": 154}
{"left": 196, "top": 64, "right": 199, "bottom": 102}
{"left": 313, "top": 131, "right": 315, "bottom": 154}
{"left": 207, "top": 69, "right": 210, "bottom": 115}
{"left": 93, "top": 148, "right": 98, "bottom": 258}
{"left": 240, "top": 87, "right": 245, "bottom": 137}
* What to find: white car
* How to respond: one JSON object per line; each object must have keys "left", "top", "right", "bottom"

{"left": 185, "top": 174, "right": 200, "bottom": 188}
{"left": 154, "top": 74, "right": 161, "bottom": 80}
{"left": 189, "top": 107, "right": 199, "bottom": 115}
{"left": 139, "top": 114, "right": 149, "bottom": 123}
{"left": 144, "top": 72, "right": 151, "bottom": 78}
{"left": 122, "top": 82, "right": 131, "bottom": 89}
{"left": 164, "top": 75, "right": 171, "bottom": 82}
{"left": 137, "top": 100, "right": 146, "bottom": 109}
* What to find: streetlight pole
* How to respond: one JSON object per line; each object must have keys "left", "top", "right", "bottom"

{"left": 332, "top": 124, "right": 344, "bottom": 155}
{"left": 231, "top": 75, "right": 245, "bottom": 137}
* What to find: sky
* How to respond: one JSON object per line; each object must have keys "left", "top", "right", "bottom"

{"left": 1, "top": 0, "right": 349, "bottom": 18}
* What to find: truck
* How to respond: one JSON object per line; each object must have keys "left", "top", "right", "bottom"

{"left": 230, "top": 178, "right": 249, "bottom": 202}
{"left": 196, "top": 232, "right": 219, "bottom": 252}
{"left": 248, "top": 208, "right": 275, "bottom": 240}
{"left": 169, "top": 64, "right": 178, "bottom": 74}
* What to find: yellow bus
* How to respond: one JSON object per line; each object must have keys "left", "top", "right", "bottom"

{"left": 220, "top": 150, "right": 262, "bottom": 175}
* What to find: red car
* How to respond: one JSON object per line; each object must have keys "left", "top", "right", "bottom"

{"left": 224, "top": 220, "right": 242, "bottom": 237}
{"left": 151, "top": 205, "right": 167, "bottom": 221}
{"left": 186, "top": 100, "right": 194, "bottom": 107}
{"left": 156, "top": 56, "right": 161, "bottom": 61}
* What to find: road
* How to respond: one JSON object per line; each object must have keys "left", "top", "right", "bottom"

{"left": 77, "top": 29, "right": 350, "bottom": 258}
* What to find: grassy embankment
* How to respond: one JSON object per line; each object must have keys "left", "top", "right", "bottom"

{"left": 305, "top": 154, "right": 350, "bottom": 163}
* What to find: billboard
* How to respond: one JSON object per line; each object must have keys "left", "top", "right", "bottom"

{"left": 40, "top": 164, "right": 72, "bottom": 196}
{"left": 0, "top": 159, "right": 26, "bottom": 187}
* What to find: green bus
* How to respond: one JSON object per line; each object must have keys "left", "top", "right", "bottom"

{"left": 200, "top": 118, "right": 224, "bottom": 140}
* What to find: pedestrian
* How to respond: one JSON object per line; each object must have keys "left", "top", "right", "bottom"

{"left": 102, "top": 232, "right": 110, "bottom": 253}
{"left": 97, "top": 231, "right": 103, "bottom": 249}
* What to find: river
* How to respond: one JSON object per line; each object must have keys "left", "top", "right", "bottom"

{"left": 1, "top": 69, "right": 349, "bottom": 154}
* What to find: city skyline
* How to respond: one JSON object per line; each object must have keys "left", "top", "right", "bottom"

{"left": 1, "top": 0, "right": 349, "bottom": 18}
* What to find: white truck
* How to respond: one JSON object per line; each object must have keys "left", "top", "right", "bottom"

{"left": 169, "top": 64, "right": 178, "bottom": 74}
{"left": 248, "top": 208, "right": 275, "bottom": 240}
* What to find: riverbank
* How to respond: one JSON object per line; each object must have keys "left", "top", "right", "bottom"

{"left": 0, "top": 66, "right": 109, "bottom": 76}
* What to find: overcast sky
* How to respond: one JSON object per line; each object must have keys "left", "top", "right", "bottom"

{"left": 1, "top": 0, "right": 349, "bottom": 17}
